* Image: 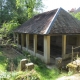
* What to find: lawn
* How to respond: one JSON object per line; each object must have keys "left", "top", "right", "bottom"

{"left": 0, "top": 45, "right": 67, "bottom": 80}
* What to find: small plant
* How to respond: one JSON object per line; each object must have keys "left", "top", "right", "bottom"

{"left": 15, "top": 70, "right": 40, "bottom": 80}
{"left": 6, "top": 58, "right": 19, "bottom": 71}
{"left": 0, "top": 20, "right": 20, "bottom": 46}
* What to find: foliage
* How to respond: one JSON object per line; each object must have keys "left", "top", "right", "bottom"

{"left": 0, "top": 46, "right": 24, "bottom": 72}
{"left": 70, "top": 12, "right": 80, "bottom": 20}
{"left": 23, "top": 51, "right": 61, "bottom": 80}
{"left": 0, "top": 46, "right": 68, "bottom": 80}
{"left": 0, "top": 48, "right": 7, "bottom": 71}
{"left": 0, "top": 0, "right": 44, "bottom": 25}
{"left": 0, "top": 0, "right": 44, "bottom": 44}
{"left": 1, "top": 20, "right": 19, "bottom": 40}
{"left": 0, "top": 70, "right": 40, "bottom": 80}
{"left": 15, "top": 70, "right": 40, "bottom": 80}
{"left": 75, "top": 12, "right": 80, "bottom": 20}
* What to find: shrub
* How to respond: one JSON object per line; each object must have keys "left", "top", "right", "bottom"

{"left": 15, "top": 70, "right": 40, "bottom": 80}
{"left": 1, "top": 20, "right": 19, "bottom": 40}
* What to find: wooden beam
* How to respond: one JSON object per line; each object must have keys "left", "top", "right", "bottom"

{"left": 34, "top": 35, "right": 37, "bottom": 55}
{"left": 44, "top": 36, "right": 50, "bottom": 64}
{"left": 62, "top": 35, "right": 66, "bottom": 59}
{"left": 26, "top": 34, "right": 29, "bottom": 50}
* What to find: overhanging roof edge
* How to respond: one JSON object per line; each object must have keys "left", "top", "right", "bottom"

{"left": 44, "top": 7, "right": 61, "bottom": 34}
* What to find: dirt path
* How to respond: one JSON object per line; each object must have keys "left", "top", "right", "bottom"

{"left": 1, "top": 46, "right": 25, "bottom": 59}
{"left": 47, "top": 61, "right": 80, "bottom": 80}
{"left": 57, "top": 73, "right": 80, "bottom": 80}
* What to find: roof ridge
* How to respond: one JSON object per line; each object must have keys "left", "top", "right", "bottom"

{"left": 44, "top": 7, "right": 62, "bottom": 34}
{"left": 33, "top": 8, "right": 58, "bottom": 18}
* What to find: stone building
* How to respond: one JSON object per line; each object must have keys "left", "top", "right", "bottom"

{"left": 14, "top": 8, "right": 80, "bottom": 64}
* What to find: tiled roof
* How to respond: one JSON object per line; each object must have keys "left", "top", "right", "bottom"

{"left": 14, "top": 8, "right": 80, "bottom": 34}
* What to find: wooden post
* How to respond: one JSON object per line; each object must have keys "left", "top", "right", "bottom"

{"left": 44, "top": 36, "right": 50, "bottom": 64}
{"left": 26, "top": 34, "right": 29, "bottom": 50}
{"left": 62, "top": 35, "right": 66, "bottom": 59}
{"left": 34, "top": 35, "right": 37, "bottom": 55}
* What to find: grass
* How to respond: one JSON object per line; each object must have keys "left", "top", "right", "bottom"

{"left": 35, "top": 65, "right": 60, "bottom": 80}
{"left": 24, "top": 51, "right": 67, "bottom": 80}
{"left": 0, "top": 34, "right": 2, "bottom": 38}
{"left": 0, "top": 46, "right": 67, "bottom": 80}
{"left": 0, "top": 50, "right": 7, "bottom": 71}
{"left": 0, "top": 46, "right": 24, "bottom": 72}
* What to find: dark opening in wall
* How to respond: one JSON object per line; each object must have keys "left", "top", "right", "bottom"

{"left": 66, "top": 35, "right": 77, "bottom": 53}
{"left": 19, "top": 33, "right": 21, "bottom": 45}
{"left": 37, "top": 35, "right": 44, "bottom": 55}
{"left": 29, "top": 34, "right": 33, "bottom": 50}
{"left": 50, "top": 36, "right": 62, "bottom": 58}
{"left": 23, "top": 34, "right": 26, "bottom": 47}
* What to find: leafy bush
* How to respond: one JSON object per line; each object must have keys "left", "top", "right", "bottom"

{"left": 1, "top": 20, "right": 19, "bottom": 39}
{"left": 0, "top": 71, "right": 40, "bottom": 80}
{"left": 15, "top": 70, "right": 40, "bottom": 80}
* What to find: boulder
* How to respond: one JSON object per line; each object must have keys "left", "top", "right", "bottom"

{"left": 67, "top": 59, "right": 80, "bottom": 73}
{"left": 25, "top": 63, "right": 34, "bottom": 70}
{"left": 55, "top": 57, "right": 62, "bottom": 68}
{"left": 20, "top": 59, "right": 28, "bottom": 71}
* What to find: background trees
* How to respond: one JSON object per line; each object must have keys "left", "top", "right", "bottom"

{"left": 70, "top": 12, "right": 80, "bottom": 20}
{"left": 0, "top": 0, "right": 44, "bottom": 25}
{"left": 0, "top": 0, "right": 44, "bottom": 40}
{"left": 75, "top": 12, "right": 80, "bottom": 20}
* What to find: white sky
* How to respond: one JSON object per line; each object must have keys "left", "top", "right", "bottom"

{"left": 42, "top": 0, "right": 80, "bottom": 12}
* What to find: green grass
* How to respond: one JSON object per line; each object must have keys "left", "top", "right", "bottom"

{"left": 0, "top": 47, "right": 24, "bottom": 72}
{"left": 0, "top": 47, "right": 67, "bottom": 80}
{"left": 35, "top": 65, "right": 60, "bottom": 80}
{"left": 0, "top": 50, "right": 7, "bottom": 71}
{"left": 24, "top": 51, "right": 66, "bottom": 80}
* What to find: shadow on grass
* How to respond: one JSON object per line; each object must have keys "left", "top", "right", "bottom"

{"left": 32, "top": 57, "right": 60, "bottom": 80}
{"left": 35, "top": 64, "right": 60, "bottom": 80}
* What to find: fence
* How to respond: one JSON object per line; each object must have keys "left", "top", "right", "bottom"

{"left": 72, "top": 46, "right": 80, "bottom": 61}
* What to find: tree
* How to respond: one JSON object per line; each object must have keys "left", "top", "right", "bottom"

{"left": 75, "top": 12, "right": 80, "bottom": 20}
{"left": 70, "top": 12, "right": 80, "bottom": 20}
{"left": 16, "top": 0, "right": 44, "bottom": 20}
{"left": 0, "top": 0, "right": 44, "bottom": 24}
{"left": 0, "top": 0, "right": 44, "bottom": 41}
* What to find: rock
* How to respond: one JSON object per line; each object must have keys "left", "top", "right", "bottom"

{"left": 25, "top": 63, "right": 34, "bottom": 71}
{"left": 67, "top": 59, "right": 80, "bottom": 73}
{"left": 55, "top": 57, "right": 62, "bottom": 68}
{"left": 20, "top": 59, "right": 28, "bottom": 71}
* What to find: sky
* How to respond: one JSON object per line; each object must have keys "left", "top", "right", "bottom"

{"left": 42, "top": 0, "right": 80, "bottom": 12}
